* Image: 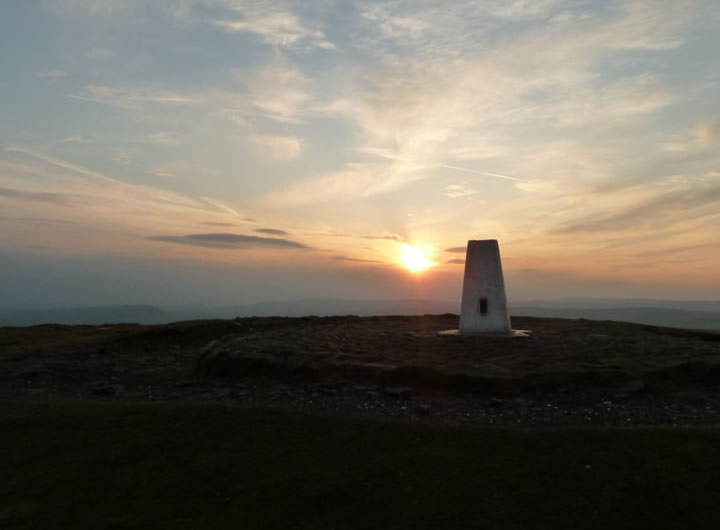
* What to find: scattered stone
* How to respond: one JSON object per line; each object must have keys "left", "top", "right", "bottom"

{"left": 201, "top": 340, "right": 220, "bottom": 354}
{"left": 90, "top": 381, "right": 125, "bottom": 396}
{"left": 385, "top": 386, "right": 414, "bottom": 398}
{"left": 489, "top": 397, "right": 504, "bottom": 408}
{"left": 417, "top": 403, "right": 431, "bottom": 415}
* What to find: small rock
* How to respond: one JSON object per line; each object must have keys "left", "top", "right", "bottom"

{"left": 417, "top": 404, "right": 431, "bottom": 415}
{"left": 615, "top": 380, "right": 646, "bottom": 396}
{"left": 385, "top": 386, "right": 414, "bottom": 398}
{"left": 201, "top": 339, "right": 219, "bottom": 354}
{"left": 365, "top": 390, "right": 380, "bottom": 400}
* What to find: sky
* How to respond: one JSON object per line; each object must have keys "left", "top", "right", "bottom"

{"left": 1, "top": 0, "right": 719, "bottom": 308}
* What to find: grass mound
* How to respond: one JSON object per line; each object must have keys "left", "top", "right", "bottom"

{"left": 196, "top": 315, "right": 720, "bottom": 393}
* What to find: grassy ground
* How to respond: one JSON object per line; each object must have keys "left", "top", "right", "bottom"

{"left": 2, "top": 400, "right": 720, "bottom": 529}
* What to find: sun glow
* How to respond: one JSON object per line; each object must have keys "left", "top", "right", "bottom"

{"left": 400, "top": 243, "right": 436, "bottom": 273}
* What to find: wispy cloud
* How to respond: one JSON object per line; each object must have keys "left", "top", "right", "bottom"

{"left": 60, "top": 136, "right": 90, "bottom": 144}
{"left": 0, "top": 186, "right": 73, "bottom": 204}
{"left": 148, "top": 233, "right": 310, "bottom": 249}
{"left": 71, "top": 85, "right": 196, "bottom": 108}
{"left": 0, "top": 145, "right": 259, "bottom": 252}
{"left": 259, "top": 1, "right": 702, "bottom": 206}
{"left": 444, "top": 184, "right": 476, "bottom": 199}
{"left": 151, "top": 168, "right": 175, "bottom": 178}
{"left": 332, "top": 255, "right": 383, "bottom": 263}
{"left": 237, "top": 62, "right": 311, "bottom": 123}
{"left": 113, "top": 151, "right": 130, "bottom": 165}
{"left": 552, "top": 185, "right": 720, "bottom": 235}
{"left": 256, "top": 228, "right": 289, "bottom": 235}
{"left": 249, "top": 134, "right": 302, "bottom": 160}
{"left": 214, "top": 1, "right": 334, "bottom": 50}
{"left": 440, "top": 165, "right": 526, "bottom": 183}
{"left": 362, "top": 233, "right": 405, "bottom": 242}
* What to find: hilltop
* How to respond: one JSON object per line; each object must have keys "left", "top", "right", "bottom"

{"left": 3, "top": 314, "right": 720, "bottom": 529}
{"left": 2, "top": 314, "right": 719, "bottom": 426}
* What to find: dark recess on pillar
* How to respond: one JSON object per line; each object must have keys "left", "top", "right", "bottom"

{"left": 478, "top": 298, "right": 488, "bottom": 315}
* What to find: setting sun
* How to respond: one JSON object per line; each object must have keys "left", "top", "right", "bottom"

{"left": 400, "top": 244, "right": 437, "bottom": 273}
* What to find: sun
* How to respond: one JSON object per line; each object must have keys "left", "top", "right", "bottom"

{"left": 400, "top": 244, "right": 436, "bottom": 273}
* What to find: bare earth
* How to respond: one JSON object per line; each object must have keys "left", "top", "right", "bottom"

{"left": 2, "top": 315, "right": 719, "bottom": 426}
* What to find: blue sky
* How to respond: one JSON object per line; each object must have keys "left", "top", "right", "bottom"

{"left": 1, "top": 0, "right": 719, "bottom": 306}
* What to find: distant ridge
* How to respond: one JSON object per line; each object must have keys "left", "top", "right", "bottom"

{"left": 1, "top": 298, "right": 719, "bottom": 330}
{"left": 511, "top": 305, "right": 720, "bottom": 331}
{"left": 0, "top": 305, "right": 176, "bottom": 326}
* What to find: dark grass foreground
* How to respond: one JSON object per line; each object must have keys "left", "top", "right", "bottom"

{"left": 2, "top": 401, "right": 720, "bottom": 530}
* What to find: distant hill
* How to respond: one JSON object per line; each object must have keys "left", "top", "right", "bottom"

{"left": 224, "top": 298, "right": 458, "bottom": 318}
{"left": 511, "top": 305, "right": 720, "bottom": 331}
{"left": 0, "top": 305, "right": 181, "bottom": 326}
{"left": 516, "top": 298, "right": 720, "bottom": 313}
{"left": 1, "top": 298, "right": 719, "bottom": 330}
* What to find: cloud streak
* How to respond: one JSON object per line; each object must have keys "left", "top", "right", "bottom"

{"left": 440, "top": 164, "right": 526, "bottom": 183}
{"left": 552, "top": 182, "right": 720, "bottom": 234}
{"left": 213, "top": 1, "right": 334, "bottom": 50}
{"left": 0, "top": 186, "right": 73, "bottom": 204}
{"left": 256, "top": 228, "right": 289, "bottom": 235}
{"left": 148, "top": 233, "right": 310, "bottom": 249}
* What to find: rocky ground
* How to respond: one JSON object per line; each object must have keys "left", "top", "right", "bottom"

{"left": 1, "top": 314, "right": 720, "bottom": 426}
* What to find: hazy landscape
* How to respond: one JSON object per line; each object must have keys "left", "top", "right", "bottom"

{"left": 3, "top": 1, "right": 720, "bottom": 528}
{"left": 3, "top": 298, "right": 720, "bottom": 330}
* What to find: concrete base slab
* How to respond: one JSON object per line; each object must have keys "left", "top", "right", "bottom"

{"left": 438, "top": 329, "right": 532, "bottom": 338}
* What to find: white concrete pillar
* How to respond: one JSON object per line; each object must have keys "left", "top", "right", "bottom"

{"left": 458, "top": 239, "right": 511, "bottom": 334}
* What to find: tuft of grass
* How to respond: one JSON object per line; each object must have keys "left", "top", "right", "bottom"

{"left": 1, "top": 400, "right": 720, "bottom": 529}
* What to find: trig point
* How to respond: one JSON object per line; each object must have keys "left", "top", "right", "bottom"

{"left": 460, "top": 240, "right": 511, "bottom": 334}
{"left": 441, "top": 240, "right": 529, "bottom": 337}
